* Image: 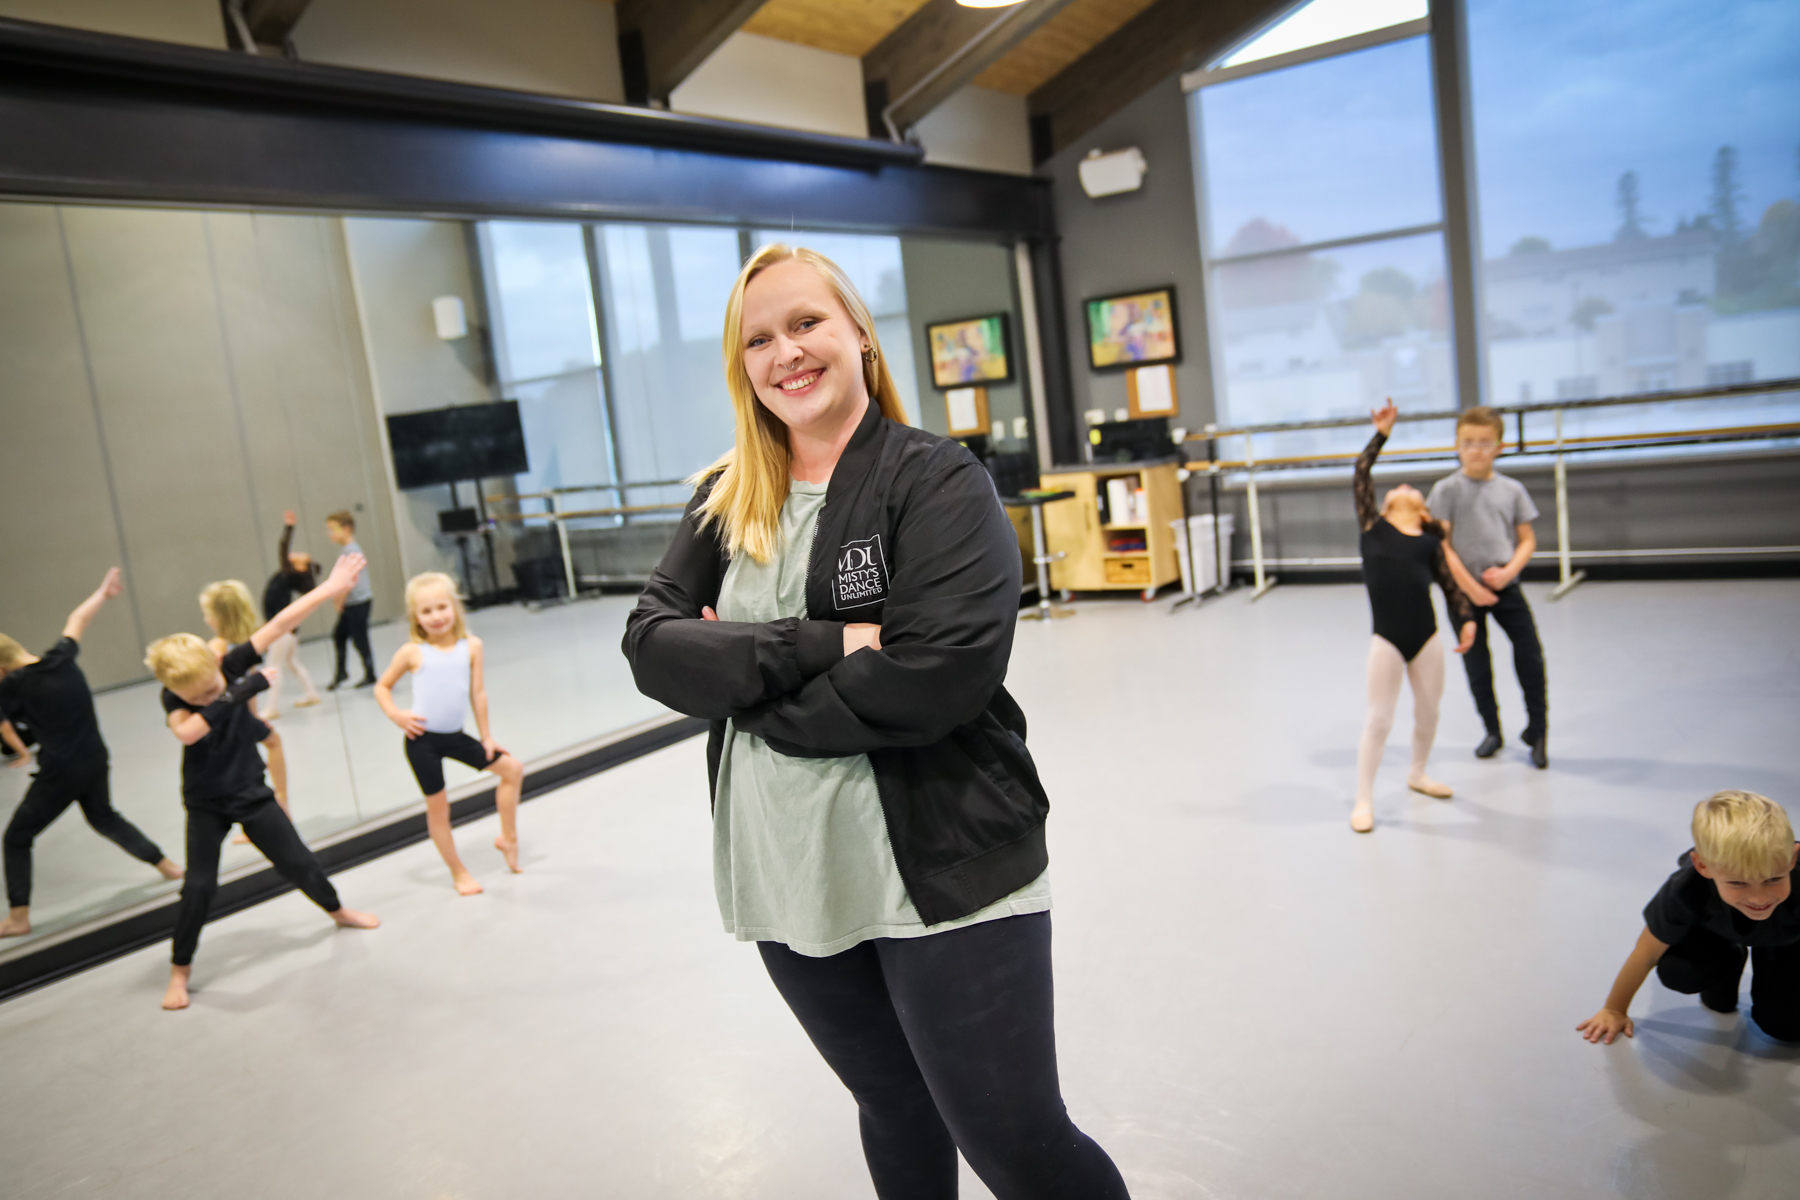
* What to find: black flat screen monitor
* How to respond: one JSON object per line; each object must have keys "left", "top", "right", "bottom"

{"left": 387, "top": 401, "right": 528, "bottom": 490}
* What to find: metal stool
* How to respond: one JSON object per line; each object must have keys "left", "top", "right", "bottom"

{"left": 1003, "top": 490, "right": 1077, "bottom": 621}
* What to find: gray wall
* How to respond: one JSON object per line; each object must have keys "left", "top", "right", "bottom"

{"left": 1039, "top": 77, "right": 1214, "bottom": 434}
{"left": 900, "top": 237, "right": 1029, "bottom": 449}
{"left": 0, "top": 204, "right": 404, "bottom": 688}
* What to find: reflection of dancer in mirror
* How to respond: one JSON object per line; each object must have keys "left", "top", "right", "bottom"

{"left": 200, "top": 580, "right": 268, "bottom": 722}
{"left": 0, "top": 569, "right": 182, "bottom": 938}
{"left": 1351, "top": 401, "right": 1478, "bottom": 834}
{"left": 324, "top": 510, "right": 376, "bottom": 690}
{"left": 148, "top": 552, "right": 378, "bottom": 1011}
{"left": 374, "top": 573, "right": 523, "bottom": 895}
{"left": 625, "top": 245, "right": 1127, "bottom": 1198}
{"left": 260, "top": 509, "right": 322, "bottom": 717}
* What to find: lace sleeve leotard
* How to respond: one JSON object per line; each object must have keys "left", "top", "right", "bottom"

{"left": 1354, "top": 431, "right": 1472, "bottom": 661}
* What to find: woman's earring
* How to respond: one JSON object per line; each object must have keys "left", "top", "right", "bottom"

{"left": 862, "top": 345, "right": 879, "bottom": 363}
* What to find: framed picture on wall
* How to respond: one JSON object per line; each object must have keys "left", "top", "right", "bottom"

{"left": 1084, "top": 286, "right": 1180, "bottom": 371}
{"left": 926, "top": 313, "right": 1013, "bottom": 388}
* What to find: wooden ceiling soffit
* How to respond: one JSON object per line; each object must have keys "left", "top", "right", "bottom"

{"left": 741, "top": 0, "right": 933, "bottom": 59}
{"left": 616, "top": 0, "right": 765, "bottom": 104}
{"left": 1027, "top": 0, "right": 1295, "bottom": 162}
{"left": 863, "top": 0, "right": 1080, "bottom": 139}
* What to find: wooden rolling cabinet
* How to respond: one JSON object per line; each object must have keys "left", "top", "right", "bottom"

{"left": 1039, "top": 462, "right": 1183, "bottom": 599}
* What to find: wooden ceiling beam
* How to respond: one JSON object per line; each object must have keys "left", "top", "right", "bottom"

{"left": 616, "top": 0, "right": 765, "bottom": 105}
{"left": 1027, "top": 0, "right": 1296, "bottom": 162}
{"left": 243, "top": 0, "right": 312, "bottom": 47}
{"left": 863, "top": 0, "right": 1078, "bottom": 138}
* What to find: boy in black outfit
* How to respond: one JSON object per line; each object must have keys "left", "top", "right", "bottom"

{"left": 146, "top": 551, "right": 379, "bottom": 1011}
{"left": 1, "top": 568, "right": 182, "bottom": 937}
{"left": 1579, "top": 790, "right": 1799, "bottom": 1045}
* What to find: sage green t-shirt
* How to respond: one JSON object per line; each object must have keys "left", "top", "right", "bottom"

{"left": 713, "top": 478, "right": 1050, "bottom": 957}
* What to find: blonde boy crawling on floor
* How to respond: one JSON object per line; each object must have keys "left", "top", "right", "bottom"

{"left": 1579, "top": 790, "right": 1800, "bottom": 1046}
{"left": 147, "top": 551, "right": 379, "bottom": 1011}
{"left": 373, "top": 573, "right": 524, "bottom": 895}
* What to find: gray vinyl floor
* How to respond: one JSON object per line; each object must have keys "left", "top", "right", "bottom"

{"left": 1, "top": 580, "right": 1796, "bottom": 1199}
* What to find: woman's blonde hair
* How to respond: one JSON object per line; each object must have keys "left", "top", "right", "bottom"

{"left": 145, "top": 633, "right": 220, "bottom": 691}
{"left": 1694, "top": 790, "right": 1795, "bottom": 879}
{"left": 0, "top": 634, "right": 29, "bottom": 672}
{"left": 200, "top": 580, "right": 259, "bottom": 645}
{"left": 405, "top": 572, "right": 468, "bottom": 643}
{"left": 692, "top": 243, "right": 910, "bottom": 563}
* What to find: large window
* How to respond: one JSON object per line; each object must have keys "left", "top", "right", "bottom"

{"left": 1187, "top": 0, "right": 1800, "bottom": 462}
{"left": 1467, "top": 0, "right": 1800, "bottom": 441}
{"left": 1191, "top": 22, "right": 1450, "bottom": 457}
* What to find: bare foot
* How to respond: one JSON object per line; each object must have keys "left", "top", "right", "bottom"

{"left": 0, "top": 910, "right": 30, "bottom": 938}
{"left": 162, "top": 967, "right": 191, "bottom": 1011}
{"left": 495, "top": 836, "right": 521, "bottom": 873}
{"left": 1351, "top": 800, "right": 1375, "bottom": 833}
{"left": 330, "top": 907, "right": 380, "bottom": 929}
{"left": 296, "top": 696, "right": 322, "bottom": 708}
{"left": 156, "top": 859, "right": 184, "bottom": 881}
{"left": 263, "top": 710, "right": 281, "bottom": 721}
{"left": 1408, "top": 775, "right": 1454, "bottom": 799}
{"left": 453, "top": 872, "right": 484, "bottom": 896}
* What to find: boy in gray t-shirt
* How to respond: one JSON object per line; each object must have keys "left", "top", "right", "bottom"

{"left": 1426, "top": 407, "right": 1549, "bottom": 767}
{"left": 325, "top": 510, "right": 377, "bottom": 688}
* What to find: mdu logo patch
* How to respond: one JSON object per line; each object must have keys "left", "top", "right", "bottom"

{"left": 834, "top": 534, "right": 888, "bottom": 610}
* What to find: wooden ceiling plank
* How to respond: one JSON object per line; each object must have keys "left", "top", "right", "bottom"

{"left": 617, "top": 0, "right": 767, "bottom": 102}
{"left": 741, "top": 0, "right": 933, "bottom": 59}
{"left": 972, "top": 0, "right": 1161, "bottom": 96}
{"left": 1027, "top": 0, "right": 1294, "bottom": 160}
{"left": 865, "top": 0, "right": 1080, "bottom": 136}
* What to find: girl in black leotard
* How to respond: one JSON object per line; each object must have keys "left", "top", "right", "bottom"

{"left": 1351, "top": 401, "right": 1477, "bottom": 833}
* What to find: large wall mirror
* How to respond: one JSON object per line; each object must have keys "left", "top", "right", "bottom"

{"left": 0, "top": 200, "right": 1029, "bottom": 953}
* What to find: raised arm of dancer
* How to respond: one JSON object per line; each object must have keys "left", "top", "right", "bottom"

{"left": 277, "top": 510, "right": 296, "bottom": 563}
{"left": 373, "top": 645, "right": 425, "bottom": 737}
{"left": 468, "top": 636, "right": 500, "bottom": 758}
{"left": 250, "top": 553, "right": 365, "bottom": 654}
{"left": 1, "top": 720, "right": 29, "bottom": 767}
{"left": 63, "top": 568, "right": 123, "bottom": 642}
{"left": 1439, "top": 537, "right": 1498, "bottom": 607}
{"left": 262, "top": 728, "right": 290, "bottom": 814}
{"left": 166, "top": 670, "right": 274, "bottom": 745}
{"left": 1431, "top": 543, "right": 1479, "bottom": 654}
{"left": 1577, "top": 926, "right": 1669, "bottom": 1044}
{"left": 1354, "top": 401, "right": 1397, "bottom": 531}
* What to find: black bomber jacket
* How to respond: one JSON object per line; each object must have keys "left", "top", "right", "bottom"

{"left": 621, "top": 399, "right": 1050, "bottom": 925}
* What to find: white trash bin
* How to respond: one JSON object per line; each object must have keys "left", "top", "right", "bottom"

{"left": 1171, "top": 514, "right": 1235, "bottom": 596}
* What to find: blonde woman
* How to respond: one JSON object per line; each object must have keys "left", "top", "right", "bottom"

{"left": 624, "top": 245, "right": 1127, "bottom": 1198}
{"left": 373, "top": 573, "right": 524, "bottom": 895}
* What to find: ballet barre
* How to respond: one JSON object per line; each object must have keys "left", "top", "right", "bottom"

{"left": 1178, "top": 377, "right": 1800, "bottom": 604}
{"left": 485, "top": 482, "right": 691, "bottom": 598}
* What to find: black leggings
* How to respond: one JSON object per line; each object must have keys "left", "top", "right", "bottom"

{"left": 332, "top": 600, "right": 374, "bottom": 680}
{"left": 4, "top": 765, "right": 164, "bottom": 908}
{"left": 172, "top": 788, "right": 340, "bottom": 967}
{"left": 1462, "top": 583, "right": 1547, "bottom": 741}
{"left": 1657, "top": 925, "right": 1800, "bottom": 1042}
{"left": 758, "top": 913, "right": 1128, "bottom": 1200}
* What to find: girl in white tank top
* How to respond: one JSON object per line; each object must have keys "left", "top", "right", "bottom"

{"left": 373, "top": 572, "right": 526, "bottom": 895}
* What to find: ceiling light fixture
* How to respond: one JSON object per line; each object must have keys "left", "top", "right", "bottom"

{"left": 956, "top": 0, "right": 1028, "bottom": 7}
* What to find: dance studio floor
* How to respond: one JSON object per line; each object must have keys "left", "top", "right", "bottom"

{"left": 2, "top": 579, "right": 1796, "bottom": 1199}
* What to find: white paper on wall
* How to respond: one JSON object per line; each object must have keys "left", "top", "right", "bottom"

{"left": 1133, "top": 364, "right": 1174, "bottom": 414}
{"left": 947, "top": 387, "right": 979, "bottom": 431}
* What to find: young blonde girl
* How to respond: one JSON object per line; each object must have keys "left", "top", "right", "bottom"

{"left": 200, "top": 580, "right": 283, "bottom": 842}
{"left": 373, "top": 573, "right": 524, "bottom": 894}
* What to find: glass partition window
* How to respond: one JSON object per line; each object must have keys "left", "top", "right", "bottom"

{"left": 478, "top": 221, "right": 615, "bottom": 497}
{"left": 1467, "top": 0, "right": 1800, "bottom": 440}
{"left": 596, "top": 224, "right": 743, "bottom": 511}
{"left": 1220, "top": 0, "right": 1427, "bottom": 69}
{"left": 1192, "top": 32, "right": 1452, "bottom": 455}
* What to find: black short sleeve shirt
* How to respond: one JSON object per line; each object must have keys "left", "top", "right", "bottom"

{"left": 161, "top": 641, "right": 270, "bottom": 803}
{"left": 0, "top": 638, "right": 106, "bottom": 774}
{"left": 1643, "top": 847, "right": 1800, "bottom": 950}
